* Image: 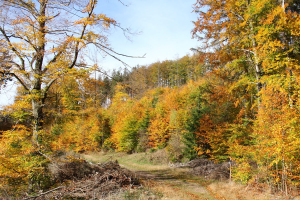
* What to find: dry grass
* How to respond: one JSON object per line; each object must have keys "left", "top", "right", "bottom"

{"left": 208, "top": 181, "right": 290, "bottom": 200}
{"left": 87, "top": 186, "right": 162, "bottom": 200}
{"left": 153, "top": 180, "right": 215, "bottom": 200}
{"left": 96, "top": 185, "right": 163, "bottom": 200}
{"left": 152, "top": 183, "right": 194, "bottom": 200}
{"left": 82, "top": 151, "right": 170, "bottom": 172}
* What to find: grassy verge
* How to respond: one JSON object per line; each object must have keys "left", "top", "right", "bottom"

{"left": 82, "top": 151, "right": 169, "bottom": 171}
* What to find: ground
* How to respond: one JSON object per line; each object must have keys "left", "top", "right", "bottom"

{"left": 81, "top": 151, "right": 291, "bottom": 200}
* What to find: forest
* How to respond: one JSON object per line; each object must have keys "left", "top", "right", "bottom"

{"left": 1, "top": 0, "right": 300, "bottom": 198}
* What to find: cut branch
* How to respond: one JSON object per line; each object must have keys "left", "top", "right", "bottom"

{"left": 24, "top": 186, "right": 66, "bottom": 200}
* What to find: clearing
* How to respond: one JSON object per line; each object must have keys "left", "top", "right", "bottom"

{"left": 81, "top": 151, "right": 283, "bottom": 200}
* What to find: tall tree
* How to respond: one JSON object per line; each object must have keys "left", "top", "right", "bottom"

{"left": 0, "top": 0, "right": 132, "bottom": 142}
{"left": 192, "top": 0, "right": 276, "bottom": 108}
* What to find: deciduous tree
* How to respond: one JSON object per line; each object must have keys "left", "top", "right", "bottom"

{"left": 0, "top": 0, "right": 130, "bottom": 143}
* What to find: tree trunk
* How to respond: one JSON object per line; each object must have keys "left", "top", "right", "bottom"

{"left": 32, "top": 98, "right": 43, "bottom": 144}
{"left": 249, "top": 19, "right": 262, "bottom": 108}
{"left": 31, "top": 0, "right": 46, "bottom": 144}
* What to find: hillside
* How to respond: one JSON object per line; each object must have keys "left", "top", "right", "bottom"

{"left": 2, "top": 0, "right": 300, "bottom": 198}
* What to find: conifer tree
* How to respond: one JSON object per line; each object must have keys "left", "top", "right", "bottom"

{"left": 183, "top": 91, "right": 210, "bottom": 160}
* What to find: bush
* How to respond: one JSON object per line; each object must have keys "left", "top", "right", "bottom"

{"left": 232, "top": 162, "right": 252, "bottom": 184}
{"left": 147, "top": 149, "right": 168, "bottom": 165}
{"left": 166, "top": 134, "right": 184, "bottom": 162}
{"left": 135, "top": 130, "right": 149, "bottom": 153}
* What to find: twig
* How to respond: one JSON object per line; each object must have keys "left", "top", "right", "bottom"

{"left": 117, "top": 0, "right": 130, "bottom": 7}
{"left": 9, "top": 119, "right": 20, "bottom": 133}
{"left": 24, "top": 186, "right": 66, "bottom": 199}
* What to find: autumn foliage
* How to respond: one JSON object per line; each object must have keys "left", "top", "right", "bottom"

{"left": 2, "top": 0, "right": 300, "bottom": 197}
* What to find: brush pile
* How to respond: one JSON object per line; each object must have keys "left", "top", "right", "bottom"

{"left": 25, "top": 159, "right": 140, "bottom": 200}
{"left": 170, "top": 158, "right": 231, "bottom": 181}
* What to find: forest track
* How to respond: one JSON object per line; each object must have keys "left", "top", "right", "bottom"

{"left": 134, "top": 169, "right": 222, "bottom": 200}
{"left": 82, "top": 152, "right": 291, "bottom": 200}
{"left": 82, "top": 152, "right": 222, "bottom": 200}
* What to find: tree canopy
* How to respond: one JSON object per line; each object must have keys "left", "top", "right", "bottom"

{"left": 0, "top": 0, "right": 133, "bottom": 138}
{"left": 2, "top": 0, "right": 300, "bottom": 197}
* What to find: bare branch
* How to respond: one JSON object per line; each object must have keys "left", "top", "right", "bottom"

{"left": 2, "top": 0, "right": 38, "bottom": 16}
{"left": 0, "top": 27, "right": 25, "bottom": 70}
{"left": 42, "top": 78, "right": 57, "bottom": 101}
{"left": 46, "top": 41, "right": 70, "bottom": 69}
{"left": 95, "top": 45, "right": 135, "bottom": 73}
{"left": 24, "top": 186, "right": 66, "bottom": 200}
{"left": 46, "top": 0, "right": 72, "bottom": 7}
{"left": 68, "top": 1, "right": 96, "bottom": 69}
{"left": 8, "top": 33, "right": 38, "bottom": 52}
{"left": 237, "top": 49, "right": 254, "bottom": 54}
{"left": 9, "top": 72, "right": 29, "bottom": 91}
{"left": 117, "top": 0, "right": 130, "bottom": 7}
{"left": 94, "top": 42, "right": 146, "bottom": 59}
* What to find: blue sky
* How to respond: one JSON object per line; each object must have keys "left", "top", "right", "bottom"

{"left": 0, "top": 0, "right": 200, "bottom": 107}
{"left": 96, "top": 0, "right": 200, "bottom": 70}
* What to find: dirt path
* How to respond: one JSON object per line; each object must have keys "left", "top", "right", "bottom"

{"left": 133, "top": 168, "right": 221, "bottom": 200}
{"left": 82, "top": 152, "right": 221, "bottom": 199}
{"left": 81, "top": 152, "right": 290, "bottom": 200}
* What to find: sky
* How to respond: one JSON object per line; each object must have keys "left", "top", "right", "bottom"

{"left": 95, "top": 0, "right": 201, "bottom": 70}
{"left": 0, "top": 0, "right": 201, "bottom": 107}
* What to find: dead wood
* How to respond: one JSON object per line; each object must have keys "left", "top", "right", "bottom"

{"left": 170, "top": 158, "right": 231, "bottom": 181}
{"left": 190, "top": 159, "right": 230, "bottom": 180}
{"left": 24, "top": 160, "right": 140, "bottom": 200}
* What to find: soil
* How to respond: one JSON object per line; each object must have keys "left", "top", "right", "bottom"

{"left": 135, "top": 169, "right": 219, "bottom": 200}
